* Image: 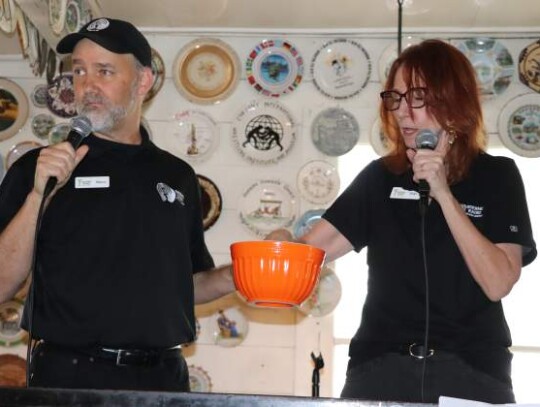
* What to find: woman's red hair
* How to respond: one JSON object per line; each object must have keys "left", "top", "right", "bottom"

{"left": 381, "top": 39, "right": 486, "bottom": 184}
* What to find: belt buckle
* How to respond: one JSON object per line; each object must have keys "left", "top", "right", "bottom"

{"left": 408, "top": 343, "right": 434, "bottom": 359}
{"left": 115, "top": 349, "right": 130, "bottom": 366}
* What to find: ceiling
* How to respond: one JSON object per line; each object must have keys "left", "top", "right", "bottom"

{"left": 2, "top": 0, "right": 540, "bottom": 56}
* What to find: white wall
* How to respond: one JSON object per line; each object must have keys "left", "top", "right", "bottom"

{"left": 1, "top": 28, "right": 539, "bottom": 396}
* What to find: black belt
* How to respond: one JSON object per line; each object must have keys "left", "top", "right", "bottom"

{"left": 42, "top": 343, "right": 182, "bottom": 367}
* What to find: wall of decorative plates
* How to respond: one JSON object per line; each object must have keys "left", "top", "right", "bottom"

{"left": 1, "top": 17, "right": 540, "bottom": 396}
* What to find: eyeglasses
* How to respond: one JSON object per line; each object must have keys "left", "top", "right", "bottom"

{"left": 380, "top": 87, "right": 427, "bottom": 111}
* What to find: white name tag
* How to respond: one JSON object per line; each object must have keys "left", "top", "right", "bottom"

{"left": 390, "top": 187, "right": 419, "bottom": 200}
{"left": 75, "top": 176, "right": 110, "bottom": 189}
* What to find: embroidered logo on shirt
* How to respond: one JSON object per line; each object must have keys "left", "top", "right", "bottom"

{"left": 461, "top": 204, "right": 484, "bottom": 218}
{"left": 156, "top": 183, "right": 185, "bottom": 205}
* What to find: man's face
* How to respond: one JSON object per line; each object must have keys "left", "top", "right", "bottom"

{"left": 71, "top": 38, "right": 142, "bottom": 133}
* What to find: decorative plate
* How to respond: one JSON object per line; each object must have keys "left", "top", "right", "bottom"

{"left": 6, "top": 141, "right": 43, "bottom": 169}
{"left": 497, "top": 93, "right": 540, "bottom": 158}
{"left": 197, "top": 174, "right": 222, "bottom": 231}
{"left": 378, "top": 36, "right": 422, "bottom": 83}
{"left": 14, "top": 5, "right": 29, "bottom": 57}
{"left": 232, "top": 100, "right": 296, "bottom": 165}
{"left": 239, "top": 179, "right": 298, "bottom": 237}
{"left": 246, "top": 39, "right": 304, "bottom": 97}
{"left": 144, "top": 48, "right": 166, "bottom": 104}
{"left": 30, "top": 84, "right": 49, "bottom": 108}
{"left": 211, "top": 307, "right": 248, "bottom": 347}
{"left": 38, "top": 37, "right": 49, "bottom": 78}
{"left": 46, "top": 73, "right": 77, "bottom": 118}
{"left": 311, "top": 38, "right": 371, "bottom": 99}
{"left": 0, "top": 0, "right": 16, "bottom": 34}
{"left": 455, "top": 37, "right": 514, "bottom": 98}
{"left": 293, "top": 208, "right": 325, "bottom": 239}
{"left": 188, "top": 365, "right": 212, "bottom": 392}
{"left": 0, "top": 354, "right": 26, "bottom": 387}
{"left": 370, "top": 118, "right": 391, "bottom": 156}
{"left": 518, "top": 39, "right": 540, "bottom": 93}
{"left": 65, "top": 0, "right": 91, "bottom": 34}
{"left": 48, "top": 0, "right": 68, "bottom": 35}
{"left": 46, "top": 48, "right": 57, "bottom": 84}
{"left": 31, "top": 113, "right": 56, "bottom": 140}
{"left": 48, "top": 122, "right": 71, "bottom": 145}
{"left": 0, "top": 299, "right": 26, "bottom": 347}
{"left": 311, "top": 107, "right": 360, "bottom": 156}
{"left": 297, "top": 160, "right": 340, "bottom": 205}
{"left": 27, "top": 20, "right": 41, "bottom": 76}
{"left": 298, "top": 266, "right": 342, "bottom": 317}
{"left": 0, "top": 78, "right": 29, "bottom": 142}
{"left": 173, "top": 38, "right": 240, "bottom": 104}
{"left": 172, "top": 109, "right": 219, "bottom": 162}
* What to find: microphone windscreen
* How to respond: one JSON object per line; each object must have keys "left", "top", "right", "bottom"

{"left": 415, "top": 129, "right": 439, "bottom": 150}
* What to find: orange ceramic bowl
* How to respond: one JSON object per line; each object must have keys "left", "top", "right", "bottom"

{"left": 230, "top": 240, "right": 326, "bottom": 308}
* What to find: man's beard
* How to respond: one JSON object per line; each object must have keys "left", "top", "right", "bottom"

{"left": 76, "top": 84, "right": 138, "bottom": 133}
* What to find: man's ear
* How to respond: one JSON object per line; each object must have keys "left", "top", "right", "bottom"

{"left": 138, "top": 67, "right": 154, "bottom": 97}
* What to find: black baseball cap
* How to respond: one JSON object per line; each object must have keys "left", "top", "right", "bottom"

{"left": 56, "top": 18, "right": 152, "bottom": 67}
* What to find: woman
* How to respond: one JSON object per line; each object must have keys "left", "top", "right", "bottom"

{"left": 268, "top": 39, "right": 536, "bottom": 402}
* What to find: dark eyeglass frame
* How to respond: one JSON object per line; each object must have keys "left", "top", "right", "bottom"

{"left": 379, "top": 87, "right": 428, "bottom": 111}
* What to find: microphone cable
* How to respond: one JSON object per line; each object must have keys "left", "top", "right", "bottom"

{"left": 418, "top": 198, "right": 431, "bottom": 402}
{"left": 25, "top": 188, "right": 51, "bottom": 386}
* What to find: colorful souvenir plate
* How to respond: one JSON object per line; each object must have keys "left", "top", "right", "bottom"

{"left": 239, "top": 179, "right": 298, "bottom": 237}
{"left": 297, "top": 160, "right": 340, "bottom": 205}
{"left": 47, "top": 73, "right": 77, "bottom": 118}
{"left": 31, "top": 113, "right": 56, "bottom": 140}
{"left": 0, "top": 354, "right": 26, "bottom": 387}
{"left": 172, "top": 109, "right": 219, "bottom": 162}
{"left": 6, "top": 141, "right": 43, "bottom": 169}
{"left": 0, "top": 78, "right": 29, "bottom": 142}
{"left": 518, "top": 39, "right": 540, "bottom": 93}
{"left": 48, "top": 0, "right": 67, "bottom": 35}
{"left": 293, "top": 208, "right": 325, "bottom": 239}
{"left": 188, "top": 365, "right": 212, "bottom": 392}
{"left": 378, "top": 36, "right": 422, "bottom": 83}
{"left": 14, "top": 5, "right": 29, "bottom": 57}
{"left": 311, "top": 107, "right": 359, "bottom": 156}
{"left": 0, "top": 299, "right": 26, "bottom": 347}
{"left": 246, "top": 39, "right": 303, "bottom": 97}
{"left": 298, "top": 266, "right": 342, "bottom": 317}
{"left": 65, "top": 0, "right": 91, "bottom": 34}
{"left": 232, "top": 100, "right": 296, "bottom": 165}
{"left": 370, "top": 118, "right": 391, "bottom": 156}
{"left": 497, "top": 93, "right": 540, "bottom": 158}
{"left": 0, "top": 0, "right": 16, "bottom": 34}
{"left": 30, "top": 84, "right": 48, "bottom": 108}
{"left": 311, "top": 38, "right": 371, "bottom": 99}
{"left": 197, "top": 174, "right": 222, "bottom": 231}
{"left": 211, "top": 307, "right": 248, "bottom": 348}
{"left": 46, "top": 48, "right": 57, "bottom": 84}
{"left": 48, "top": 122, "right": 70, "bottom": 145}
{"left": 455, "top": 38, "right": 514, "bottom": 98}
{"left": 173, "top": 38, "right": 240, "bottom": 104}
{"left": 144, "top": 48, "right": 166, "bottom": 104}
{"left": 27, "top": 20, "right": 41, "bottom": 76}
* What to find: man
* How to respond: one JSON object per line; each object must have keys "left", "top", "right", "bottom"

{"left": 0, "top": 18, "right": 235, "bottom": 391}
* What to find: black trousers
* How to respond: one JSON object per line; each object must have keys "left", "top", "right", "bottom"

{"left": 341, "top": 351, "right": 515, "bottom": 404}
{"left": 29, "top": 342, "right": 190, "bottom": 392}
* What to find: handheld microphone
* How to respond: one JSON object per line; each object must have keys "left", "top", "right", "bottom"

{"left": 43, "top": 115, "right": 93, "bottom": 197}
{"left": 415, "top": 129, "right": 439, "bottom": 200}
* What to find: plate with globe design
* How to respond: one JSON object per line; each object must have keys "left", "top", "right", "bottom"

{"left": 232, "top": 100, "right": 296, "bottom": 165}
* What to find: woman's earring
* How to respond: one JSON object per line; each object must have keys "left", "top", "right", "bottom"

{"left": 448, "top": 128, "right": 456, "bottom": 145}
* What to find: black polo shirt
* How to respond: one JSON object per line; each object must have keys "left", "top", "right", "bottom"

{"left": 323, "top": 153, "right": 536, "bottom": 374}
{"left": 0, "top": 131, "right": 214, "bottom": 348}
